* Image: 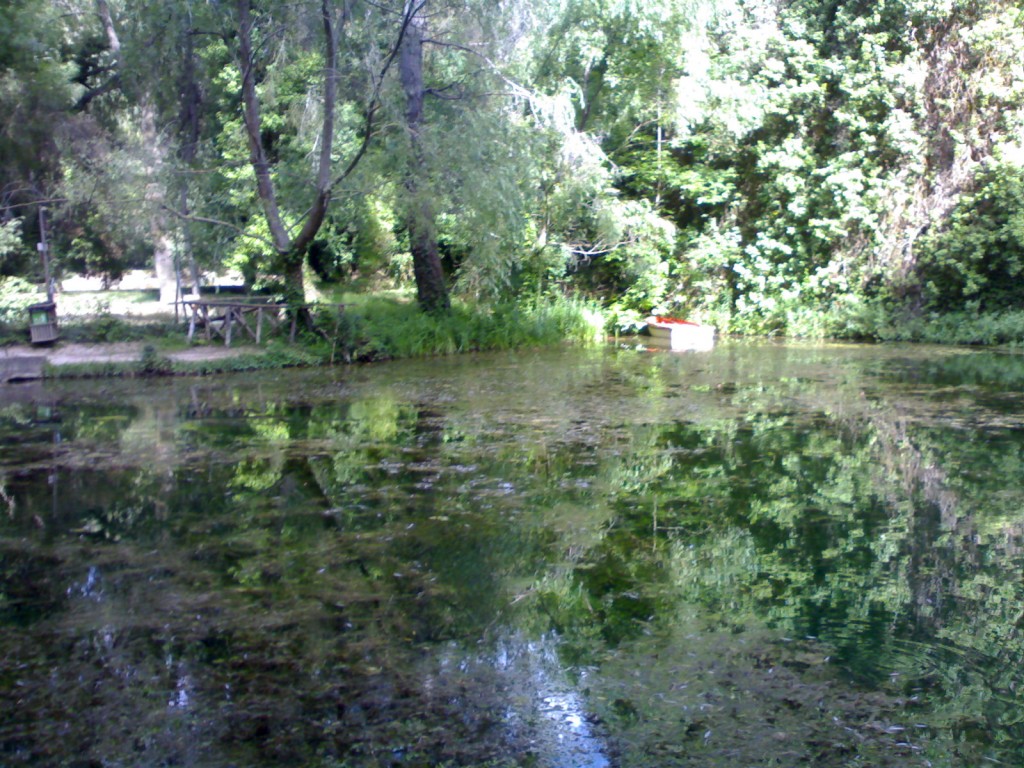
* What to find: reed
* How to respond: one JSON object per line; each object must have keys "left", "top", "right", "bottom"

{"left": 332, "top": 295, "right": 606, "bottom": 361}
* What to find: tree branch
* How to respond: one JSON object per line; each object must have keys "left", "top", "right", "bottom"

{"left": 75, "top": 0, "right": 123, "bottom": 110}
{"left": 236, "top": 0, "right": 291, "bottom": 254}
{"left": 292, "top": 0, "right": 343, "bottom": 253}
{"left": 424, "top": 79, "right": 468, "bottom": 100}
{"left": 75, "top": 75, "right": 122, "bottom": 111}
{"left": 328, "top": 0, "right": 421, "bottom": 189}
{"left": 160, "top": 204, "right": 275, "bottom": 249}
{"left": 421, "top": 37, "right": 534, "bottom": 103}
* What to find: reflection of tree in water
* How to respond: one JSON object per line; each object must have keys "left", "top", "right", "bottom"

{"left": 0, "top": 496, "right": 545, "bottom": 765}
{"left": 6, "top": 348, "right": 1024, "bottom": 764}
{"left": 554, "top": 353, "right": 1024, "bottom": 764}
{"left": 0, "top": 380, "right": 618, "bottom": 765}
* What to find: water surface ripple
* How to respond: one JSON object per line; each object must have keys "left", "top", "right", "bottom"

{"left": 3, "top": 342, "right": 1024, "bottom": 766}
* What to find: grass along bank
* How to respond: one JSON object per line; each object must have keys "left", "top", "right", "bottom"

{"left": 4, "top": 293, "right": 607, "bottom": 379}
{"left": 332, "top": 295, "right": 606, "bottom": 361}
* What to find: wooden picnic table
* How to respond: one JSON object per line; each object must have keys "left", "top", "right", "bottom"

{"left": 183, "top": 298, "right": 294, "bottom": 346}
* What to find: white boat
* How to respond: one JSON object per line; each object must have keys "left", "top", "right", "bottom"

{"left": 644, "top": 317, "right": 715, "bottom": 351}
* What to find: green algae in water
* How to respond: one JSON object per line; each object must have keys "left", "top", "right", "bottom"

{"left": 3, "top": 344, "right": 1024, "bottom": 766}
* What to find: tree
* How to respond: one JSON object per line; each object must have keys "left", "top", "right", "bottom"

{"left": 233, "top": 0, "right": 342, "bottom": 301}
{"left": 397, "top": 0, "right": 450, "bottom": 313}
{"left": 228, "top": 0, "right": 431, "bottom": 305}
{"left": 520, "top": 0, "right": 706, "bottom": 313}
{"left": 0, "top": 0, "right": 79, "bottom": 275}
{"left": 652, "top": 0, "right": 1024, "bottom": 331}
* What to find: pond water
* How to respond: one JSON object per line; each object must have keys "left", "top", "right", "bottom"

{"left": 2, "top": 341, "right": 1024, "bottom": 767}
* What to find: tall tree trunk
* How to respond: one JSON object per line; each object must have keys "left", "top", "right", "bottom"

{"left": 236, "top": 0, "right": 344, "bottom": 303}
{"left": 237, "top": 0, "right": 291, "bottom": 258}
{"left": 96, "top": 0, "right": 180, "bottom": 305}
{"left": 140, "top": 101, "right": 179, "bottom": 306}
{"left": 154, "top": 232, "right": 177, "bottom": 306}
{"left": 178, "top": 22, "right": 203, "bottom": 296}
{"left": 399, "top": 1, "right": 450, "bottom": 314}
{"left": 96, "top": 0, "right": 121, "bottom": 58}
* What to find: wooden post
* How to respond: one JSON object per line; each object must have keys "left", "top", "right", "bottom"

{"left": 38, "top": 206, "right": 53, "bottom": 303}
{"left": 224, "top": 307, "right": 234, "bottom": 346}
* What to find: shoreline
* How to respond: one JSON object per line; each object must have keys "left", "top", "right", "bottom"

{"left": 0, "top": 342, "right": 274, "bottom": 382}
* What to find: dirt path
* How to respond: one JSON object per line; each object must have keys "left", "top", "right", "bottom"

{"left": 1, "top": 342, "right": 256, "bottom": 381}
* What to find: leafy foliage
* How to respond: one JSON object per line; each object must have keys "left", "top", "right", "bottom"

{"left": 918, "top": 162, "right": 1024, "bottom": 311}
{"left": 0, "top": 0, "right": 79, "bottom": 195}
{"left": 3, "top": 0, "right": 1024, "bottom": 338}
{"left": 0, "top": 219, "right": 26, "bottom": 276}
{"left": 333, "top": 294, "right": 604, "bottom": 361}
{"left": 0, "top": 275, "right": 42, "bottom": 325}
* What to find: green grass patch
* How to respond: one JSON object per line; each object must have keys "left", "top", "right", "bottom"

{"left": 56, "top": 315, "right": 182, "bottom": 344}
{"left": 27, "top": 294, "right": 608, "bottom": 380}
{"left": 873, "top": 310, "right": 1024, "bottom": 346}
{"left": 750, "top": 297, "right": 1024, "bottom": 347}
{"left": 326, "top": 295, "right": 606, "bottom": 361}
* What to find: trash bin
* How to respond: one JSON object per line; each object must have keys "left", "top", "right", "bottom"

{"left": 27, "top": 301, "right": 59, "bottom": 344}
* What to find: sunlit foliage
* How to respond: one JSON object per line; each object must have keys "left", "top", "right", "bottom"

{"left": 3, "top": 0, "right": 1024, "bottom": 335}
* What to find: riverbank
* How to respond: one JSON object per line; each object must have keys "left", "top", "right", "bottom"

{"left": 1, "top": 292, "right": 607, "bottom": 380}
{"left": 0, "top": 341, "right": 277, "bottom": 382}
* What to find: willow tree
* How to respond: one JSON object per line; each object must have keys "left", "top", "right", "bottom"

{"left": 33, "top": 0, "right": 209, "bottom": 298}
{"left": 227, "top": 0, "right": 478, "bottom": 310}
{"left": 59, "top": 0, "right": 366, "bottom": 301}
{"left": 234, "top": 0, "right": 345, "bottom": 301}
{"left": 524, "top": 0, "right": 718, "bottom": 314}
{"left": 382, "top": 0, "right": 607, "bottom": 308}
{"left": 397, "top": 0, "right": 449, "bottom": 313}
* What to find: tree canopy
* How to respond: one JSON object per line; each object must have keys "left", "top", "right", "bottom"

{"left": 1, "top": 0, "right": 1023, "bottom": 330}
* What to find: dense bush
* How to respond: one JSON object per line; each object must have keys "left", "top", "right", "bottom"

{"left": 917, "top": 163, "right": 1024, "bottom": 312}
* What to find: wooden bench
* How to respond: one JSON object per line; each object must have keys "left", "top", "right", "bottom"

{"left": 183, "top": 298, "right": 292, "bottom": 346}
{"left": 182, "top": 299, "right": 346, "bottom": 346}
